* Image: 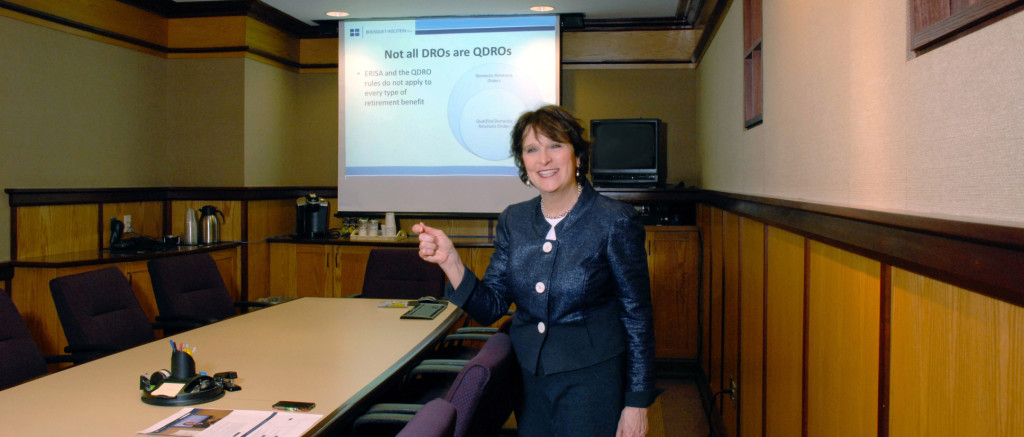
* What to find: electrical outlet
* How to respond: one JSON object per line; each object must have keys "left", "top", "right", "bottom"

{"left": 123, "top": 215, "right": 134, "bottom": 233}
{"left": 729, "top": 377, "right": 738, "bottom": 402}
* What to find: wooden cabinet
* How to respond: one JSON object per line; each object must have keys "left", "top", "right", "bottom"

{"left": 269, "top": 244, "right": 373, "bottom": 298}
{"left": 646, "top": 226, "right": 701, "bottom": 360}
{"left": 269, "top": 243, "right": 495, "bottom": 299}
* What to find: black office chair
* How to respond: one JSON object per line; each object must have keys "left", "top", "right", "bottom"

{"left": 48, "top": 267, "right": 157, "bottom": 361}
{"left": 147, "top": 253, "right": 269, "bottom": 329}
{"left": 0, "top": 288, "right": 51, "bottom": 390}
{"left": 350, "top": 248, "right": 446, "bottom": 300}
{"left": 351, "top": 333, "right": 516, "bottom": 437}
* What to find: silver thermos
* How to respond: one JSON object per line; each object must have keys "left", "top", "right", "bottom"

{"left": 182, "top": 208, "right": 198, "bottom": 246}
{"left": 198, "top": 205, "right": 225, "bottom": 245}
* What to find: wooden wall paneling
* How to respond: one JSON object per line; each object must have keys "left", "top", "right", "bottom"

{"left": 647, "top": 227, "right": 701, "bottom": 359}
{"left": 764, "top": 227, "right": 805, "bottom": 437}
{"left": 699, "top": 205, "right": 713, "bottom": 378}
{"left": 721, "top": 212, "right": 741, "bottom": 435}
{"left": 101, "top": 201, "right": 164, "bottom": 243}
{"left": 806, "top": 242, "right": 880, "bottom": 436}
{"left": 889, "top": 269, "right": 1024, "bottom": 436}
{"left": 245, "top": 17, "right": 300, "bottom": 65}
{"left": 167, "top": 16, "right": 246, "bottom": 49}
{"left": 739, "top": 218, "right": 765, "bottom": 437}
{"left": 293, "top": 244, "right": 330, "bottom": 298}
{"left": 266, "top": 244, "right": 329, "bottom": 298}
{"left": 450, "top": 247, "right": 496, "bottom": 284}
{"left": 406, "top": 218, "right": 493, "bottom": 237}
{"left": 709, "top": 208, "right": 724, "bottom": 394}
{"left": 5, "top": 0, "right": 167, "bottom": 47}
{"left": 878, "top": 265, "right": 892, "bottom": 437}
{"left": 336, "top": 245, "right": 373, "bottom": 297}
{"left": 246, "top": 199, "right": 295, "bottom": 300}
{"left": 122, "top": 260, "right": 159, "bottom": 322}
{"left": 16, "top": 204, "right": 99, "bottom": 259}
{"left": 561, "top": 29, "right": 699, "bottom": 64}
{"left": 299, "top": 37, "right": 339, "bottom": 69}
{"left": 468, "top": 247, "right": 494, "bottom": 278}
{"left": 268, "top": 242, "right": 299, "bottom": 298}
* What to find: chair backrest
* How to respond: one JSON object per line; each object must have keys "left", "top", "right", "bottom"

{"left": 147, "top": 253, "right": 235, "bottom": 321}
{"left": 0, "top": 289, "right": 48, "bottom": 390}
{"left": 444, "top": 332, "right": 515, "bottom": 437}
{"left": 361, "top": 248, "right": 446, "bottom": 300}
{"left": 395, "top": 398, "right": 457, "bottom": 437}
{"left": 48, "top": 267, "right": 154, "bottom": 351}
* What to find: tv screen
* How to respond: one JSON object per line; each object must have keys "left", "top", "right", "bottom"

{"left": 590, "top": 118, "right": 664, "bottom": 187}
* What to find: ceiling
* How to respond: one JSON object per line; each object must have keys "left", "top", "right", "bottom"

{"left": 173, "top": 0, "right": 690, "bottom": 26}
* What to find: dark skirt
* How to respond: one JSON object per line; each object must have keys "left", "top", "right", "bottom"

{"left": 517, "top": 354, "right": 625, "bottom": 436}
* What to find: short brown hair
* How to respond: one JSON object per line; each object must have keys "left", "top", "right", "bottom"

{"left": 510, "top": 105, "right": 591, "bottom": 185}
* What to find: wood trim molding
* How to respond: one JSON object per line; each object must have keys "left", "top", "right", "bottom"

{"left": 5, "top": 187, "right": 338, "bottom": 207}
{"left": 702, "top": 191, "right": 1024, "bottom": 308}
{"left": 877, "top": 264, "right": 892, "bottom": 437}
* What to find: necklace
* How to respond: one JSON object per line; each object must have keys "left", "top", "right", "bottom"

{"left": 541, "top": 183, "right": 583, "bottom": 219}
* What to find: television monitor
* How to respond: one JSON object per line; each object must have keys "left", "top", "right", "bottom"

{"left": 589, "top": 118, "right": 665, "bottom": 188}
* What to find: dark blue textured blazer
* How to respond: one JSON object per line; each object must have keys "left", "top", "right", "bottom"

{"left": 447, "top": 181, "right": 660, "bottom": 407}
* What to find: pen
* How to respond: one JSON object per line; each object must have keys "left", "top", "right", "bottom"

{"left": 169, "top": 339, "right": 176, "bottom": 351}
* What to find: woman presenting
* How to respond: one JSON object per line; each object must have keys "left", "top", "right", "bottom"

{"left": 414, "top": 105, "right": 660, "bottom": 436}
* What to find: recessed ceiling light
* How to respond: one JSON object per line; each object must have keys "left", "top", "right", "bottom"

{"left": 530, "top": 6, "right": 555, "bottom": 12}
{"left": 326, "top": 11, "right": 349, "bottom": 18}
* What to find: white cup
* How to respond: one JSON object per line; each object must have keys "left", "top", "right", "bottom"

{"left": 384, "top": 212, "right": 396, "bottom": 228}
{"left": 383, "top": 225, "right": 397, "bottom": 237}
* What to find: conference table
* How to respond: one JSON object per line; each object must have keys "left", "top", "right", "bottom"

{"left": 0, "top": 297, "right": 462, "bottom": 436}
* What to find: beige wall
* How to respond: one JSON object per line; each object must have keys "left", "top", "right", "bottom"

{"left": 697, "top": 1, "right": 1024, "bottom": 224}
{"left": 165, "top": 57, "right": 246, "bottom": 186}
{"left": 243, "top": 60, "right": 337, "bottom": 186}
{"left": 562, "top": 68, "right": 699, "bottom": 188}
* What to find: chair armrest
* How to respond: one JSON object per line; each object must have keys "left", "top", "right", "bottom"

{"left": 452, "top": 326, "right": 499, "bottom": 335}
{"left": 417, "top": 358, "right": 470, "bottom": 367}
{"left": 44, "top": 353, "right": 90, "bottom": 365}
{"left": 366, "top": 403, "right": 425, "bottom": 415}
{"left": 156, "top": 314, "right": 219, "bottom": 325}
{"left": 63, "top": 344, "right": 120, "bottom": 354}
{"left": 62, "top": 344, "right": 120, "bottom": 363}
{"left": 350, "top": 412, "right": 415, "bottom": 435}
{"left": 234, "top": 301, "right": 272, "bottom": 309}
{"left": 408, "top": 363, "right": 466, "bottom": 378}
{"left": 442, "top": 333, "right": 493, "bottom": 343}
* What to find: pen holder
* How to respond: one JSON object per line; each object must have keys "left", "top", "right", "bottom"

{"left": 170, "top": 350, "right": 196, "bottom": 381}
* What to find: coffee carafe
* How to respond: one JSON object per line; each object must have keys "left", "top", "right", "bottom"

{"left": 198, "top": 205, "right": 225, "bottom": 245}
{"left": 296, "top": 194, "right": 329, "bottom": 238}
{"left": 182, "top": 208, "right": 198, "bottom": 245}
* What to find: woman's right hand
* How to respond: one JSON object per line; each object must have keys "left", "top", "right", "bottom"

{"left": 413, "top": 222, "right": 465, "bottom": 285}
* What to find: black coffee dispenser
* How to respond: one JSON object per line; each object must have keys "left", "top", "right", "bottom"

{"left": 296, "top": 194, "right": 329, "bottom": 238}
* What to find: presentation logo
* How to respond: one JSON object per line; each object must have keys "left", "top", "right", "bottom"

{"left": 348, "top": 28, "right": 361, "bottom": 38}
